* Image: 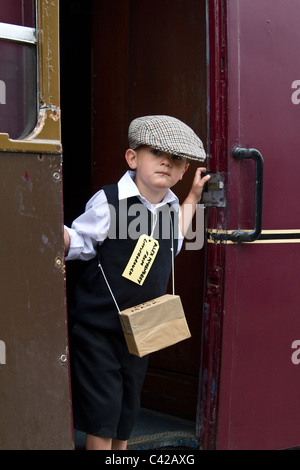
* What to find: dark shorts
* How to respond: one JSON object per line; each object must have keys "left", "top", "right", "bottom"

{"left": 69, "top": 322, "right": 148, "bottom": 441}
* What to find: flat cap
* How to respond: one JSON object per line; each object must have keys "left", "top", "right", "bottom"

{"left": 128, "top": 115, "right": 206, "bottom": 162}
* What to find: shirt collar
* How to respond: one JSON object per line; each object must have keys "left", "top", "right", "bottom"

{"left": 117, "top": 170, "right": 179, "bottom": 209}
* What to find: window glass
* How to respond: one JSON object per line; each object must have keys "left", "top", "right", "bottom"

{"left": 0, "top": 0, "right": 37, "bottom": 139}
{"left": 0, "top": 0, "right": 35, "bottom": 27}
{"left": 0, "top": 41, "right": 37, "bottom": 139}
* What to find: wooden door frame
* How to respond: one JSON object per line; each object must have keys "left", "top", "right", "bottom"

{"left": 197, "top": 0, "right": 228, "bottom": 450}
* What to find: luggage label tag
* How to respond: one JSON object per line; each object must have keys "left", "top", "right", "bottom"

{"left": 122, "top": 235, "right": 160, "bottom": 286}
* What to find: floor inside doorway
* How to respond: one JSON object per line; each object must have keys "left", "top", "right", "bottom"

{"left": 74, "top": 408, "right": 198, "bottom": 450}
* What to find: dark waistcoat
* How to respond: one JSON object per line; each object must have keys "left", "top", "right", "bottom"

{"left": 69, "top": 184, "right": 178, "bottom": 333}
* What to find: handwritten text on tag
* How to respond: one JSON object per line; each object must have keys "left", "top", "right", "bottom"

{"left": 122, "top": 235, "right": 159, "bottom": 286}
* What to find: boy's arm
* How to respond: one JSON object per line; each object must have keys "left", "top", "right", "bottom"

{"left": 180, "top": 167, "right": 210, "bottom": 237}
{"left": 64, "top": 227, "right": 71, "bottom": 255}
{"left": 62, "top": 189, "right": 110, "bottom": 261}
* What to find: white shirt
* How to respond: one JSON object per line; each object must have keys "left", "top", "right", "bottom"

{"left": 65, "top": 171, "right": 183, "bottom": 261}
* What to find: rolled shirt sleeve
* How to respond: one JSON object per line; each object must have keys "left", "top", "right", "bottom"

{"left": 65, "top": 190, "right": 110, "bottom": 261}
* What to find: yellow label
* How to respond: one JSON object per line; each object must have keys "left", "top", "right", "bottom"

{"left": 122, "top": 235, "right": 160, "bottom": 286}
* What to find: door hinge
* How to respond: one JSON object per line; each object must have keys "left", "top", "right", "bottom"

{"left": 201, "top": 173, "right": 226, "bottom": 208}
{"left": 206, "top": 267, "right": 222, "bottom": 296}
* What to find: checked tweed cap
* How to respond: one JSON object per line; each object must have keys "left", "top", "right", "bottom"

{"left": 128, "top": 115, "right": 206, "bottom": 162}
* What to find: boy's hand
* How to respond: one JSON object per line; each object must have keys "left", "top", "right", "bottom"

{"left": 189, "top": 167, "right": 210, "bottom": 203}
{"left": 180, "top": 168, "right": 210, "bottom": 237}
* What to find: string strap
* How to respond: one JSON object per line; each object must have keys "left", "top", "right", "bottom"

{"left": 170, "top": 213, "right": 175, "bottom": 296}
{"left": 97, "top": 261, "right": 121, "bottom": 314}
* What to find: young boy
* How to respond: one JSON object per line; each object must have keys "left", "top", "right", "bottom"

{"left": 64, "top": 115, "right": 210, "bottom": 450}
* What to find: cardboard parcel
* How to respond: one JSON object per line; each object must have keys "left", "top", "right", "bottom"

{"left": 119, "top": 294, "right": 191, "bottom": 357}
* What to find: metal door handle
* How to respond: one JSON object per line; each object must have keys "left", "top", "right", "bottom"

{"left": 212, "top": 147, "right": 264, "bottom": 243}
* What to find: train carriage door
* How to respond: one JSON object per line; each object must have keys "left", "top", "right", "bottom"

{"left": 201, "top": 0, "right": 300, "bottom": 450}
{"left": 0, "top": 0, "right": 73, "bottom": 449}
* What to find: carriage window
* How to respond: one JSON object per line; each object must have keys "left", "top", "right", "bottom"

{"left": 0, "top": 0, "right": 37, "bottom": 139}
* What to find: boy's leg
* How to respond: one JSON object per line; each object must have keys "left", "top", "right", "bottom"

{"left": 85, "top": 434, "right": 127, "bottom": 450}
{"left": 85, "top": 434, "right": 112, "bottom": 450}
{"left": 112, "top": 439, "right": 128, "bottom": 450}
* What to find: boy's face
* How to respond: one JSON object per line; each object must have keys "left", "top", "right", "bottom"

{"left": 126, "top": 146, "right": 189, "bottom": 199}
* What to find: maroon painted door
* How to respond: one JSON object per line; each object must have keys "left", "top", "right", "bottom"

{"left": 200, "top": 0, "right": 300, "bottom": 449}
